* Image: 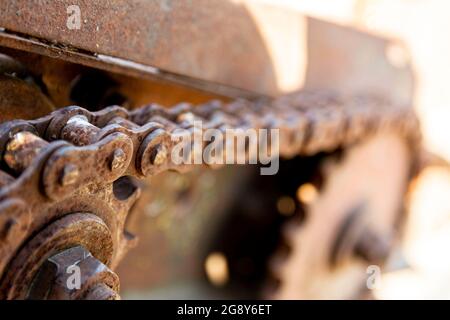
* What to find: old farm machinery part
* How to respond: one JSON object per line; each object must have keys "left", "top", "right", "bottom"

{"left": 0, "top": 1, "right": 421, "bottom": 299}
{"left": 0, "top": 93, "right": 420, "bottom": 299}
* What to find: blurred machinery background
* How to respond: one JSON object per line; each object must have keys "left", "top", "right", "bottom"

{"left": 265, "top": 0, "right": 450, "bottom": 299}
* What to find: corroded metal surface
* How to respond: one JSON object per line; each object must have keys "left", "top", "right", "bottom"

{"left": 0, "top": 1, "right": 413, "bottom": 101}
{"left": 0, "top": 48, "right": 228, "bottom": 111}
{"left": 0, "top": 90, "right": 420, "bottom": 299}
{"left": 0, "top": 74, "right": 54, "bottom": 121}
{"left": 0, "top": 0, "right": 422, "bottom": 300}
{"left": 0, "top": 0, "right": 277, "bottom": 96}
{"left": 28, "top": 245, "right": 120, "bottom": 300}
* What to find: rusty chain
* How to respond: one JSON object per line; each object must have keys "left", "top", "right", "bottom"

{"left": 0, "top": 91, "right": 421, "bottom": 299}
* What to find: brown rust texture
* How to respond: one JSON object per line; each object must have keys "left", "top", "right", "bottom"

{"left": 0, "top": 49, "right": 227, "bottom": 114}
{"left": 0, "top": 90, "right": 420, "bottom": 299}
{"left": 0, "top": 1, "right": 420, "bottom": 299}
{"left": 4, "top": 132, "right": 49, "bottom": 173}
{"left": 0, "top": 213, "right": 116, "bottom": 299}
{"left": 0, "top": 74, "right": 54, "bottom": 122}
{"left": 0, "top": 0, "right": 277, "bottom": 95}
{"left": 0, "top": 1, "right": 413, "bottom": 104}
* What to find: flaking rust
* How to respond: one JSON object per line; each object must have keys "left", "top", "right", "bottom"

{"left": 0, "top": 90, "right": 420, "bottom": 299}
{"left": 0, "top": 0, "right": 421, "bottom": 300}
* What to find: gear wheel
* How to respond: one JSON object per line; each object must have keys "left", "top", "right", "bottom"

{"left": 270, "top": 132, "right": 412, "bottom": 299}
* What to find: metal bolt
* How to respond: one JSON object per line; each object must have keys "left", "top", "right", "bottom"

{"left": 60, "top": 164, "right": 79, "bottom": 186}
{"left": 27, "top": 245, "right": 120, "bottom": 300}
{"left": 110, "top": 148, "right": 126, "bottom": 171}
{"left": 151, "top": 144, "right": 167, "bottom": 166}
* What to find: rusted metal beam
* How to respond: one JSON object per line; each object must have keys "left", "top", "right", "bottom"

{"left": 0, "top": 0, "right": 413, "bottom": 102}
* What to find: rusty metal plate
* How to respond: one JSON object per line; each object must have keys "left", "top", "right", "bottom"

{"left": 0, "top": 0, "right": 277, "bottom": 96}
{"left": 0, "top": 1, "right": 413, "bottom": 102}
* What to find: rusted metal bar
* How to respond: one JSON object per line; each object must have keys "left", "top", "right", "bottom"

{"left": 0, "top": 1, "right": 413, "bottom": 103}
